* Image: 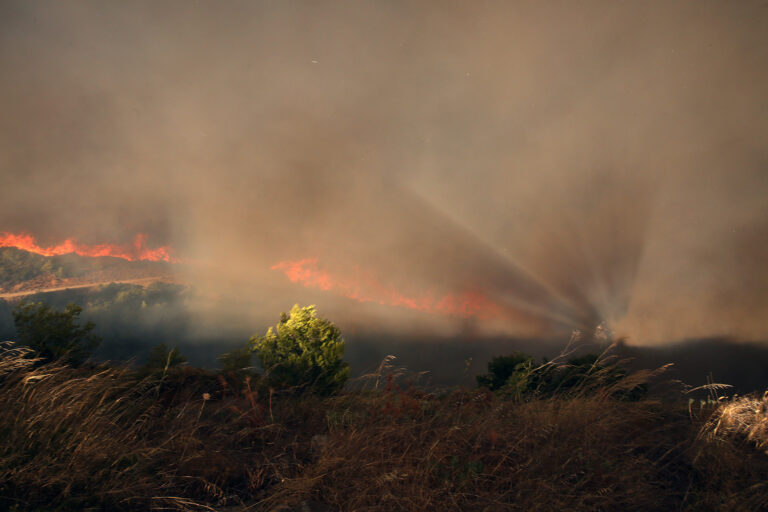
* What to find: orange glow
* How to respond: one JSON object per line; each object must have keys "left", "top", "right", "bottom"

{"left": 271, "top": 258, "right": 503, "bottom": 319}
{"left": 0, "top": 231, "right": 180, "bottom": 263}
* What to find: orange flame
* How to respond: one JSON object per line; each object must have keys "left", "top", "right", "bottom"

{"left": 0, "top": 231, "right": 180, "bottom": 263}
{"left": 271, "top": 258, "right": 503, "bottom": 319}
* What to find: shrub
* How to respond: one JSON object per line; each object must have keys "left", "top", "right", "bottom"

{"left": 476, "top": 353, "right": 533, "bottom": 391}
{"left": 144, "top": 343, "right": 186, "bottom": 370}
{"left": 251, "top": 304, "right": 349, "bottom": 395}
{"left": 12, "top": 300, "right": 100, "bottom": 366}
{"left": 218, "top": 344, "right": 253, "bottom": 374}
{"left": 478, "top": 352, "right": 647, "bottom": 400}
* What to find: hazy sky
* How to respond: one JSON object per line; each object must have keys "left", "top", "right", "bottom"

{"left": 1, "top": 1, "right": 766, "bottom": 343}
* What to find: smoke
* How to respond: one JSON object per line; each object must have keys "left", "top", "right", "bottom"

{"left": 1, "top": 1, "right": 766, "bottom": 344}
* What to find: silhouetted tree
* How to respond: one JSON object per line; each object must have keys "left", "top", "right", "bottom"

{"left": 476, "top": 353, "right": 533, "bottom": 390}
{"left": 12, "top": 301, "right": 100, "bottom": 366}
{"left": 218, "top": 344, "right": 253, "bottom": 374}
{"left": 145, "top": 343, "right": 187, "bottom": 370}
{"left": 478, "top": 351, "right": 647, "bottom": 400}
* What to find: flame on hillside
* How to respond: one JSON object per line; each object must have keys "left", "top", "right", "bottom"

{"left": 0, "top": 231, "right": 180, "bottom": 263}
{"left": 272, "top": 258, "right": 503, "bottom": 319}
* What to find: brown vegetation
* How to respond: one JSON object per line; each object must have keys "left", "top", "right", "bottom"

{"left": 1, "top": 343, "right": 767, "bottom": 511}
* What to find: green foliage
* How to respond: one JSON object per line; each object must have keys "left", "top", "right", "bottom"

{"left": 12, "top": 300, "right": 100, "bottom": 365}
{"left": 251, "top": 304, "right": 350, "bottom": 395}
{"left": 476, "top": 353, "right": 533, "bottom": 390}
{"left": 218, "top": 344, "right": 253, "bottom": 374}
{"left": 87, "top": 281, "right": 187, "bottom": 313}
{"left": 478, "top": 352, "right": 646, "bottom": 400}
{"left": 144, "top": 343, "right": 187, "bottom": 370}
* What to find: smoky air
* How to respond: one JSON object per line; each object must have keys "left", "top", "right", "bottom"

{"left": 0, "top": 0, "right": 766, "bottom": 348}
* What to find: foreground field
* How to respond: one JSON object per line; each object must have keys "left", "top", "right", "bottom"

{"left": 1, "top": 344, "right": 767, "bottom": 512}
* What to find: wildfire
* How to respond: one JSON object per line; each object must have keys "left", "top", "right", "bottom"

{"left": 271, "top": 258, "right": 503, "bottom": 319}
{"left": 0, "top": 231, "right": 180, "bottom": 263}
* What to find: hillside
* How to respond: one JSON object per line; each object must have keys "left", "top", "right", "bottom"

{"left": 0, "top": 247, "right": 174, "bottom": 295}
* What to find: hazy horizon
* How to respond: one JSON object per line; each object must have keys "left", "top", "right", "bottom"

{"left": 2, "top": 1, "right": 767, "bottom": 345}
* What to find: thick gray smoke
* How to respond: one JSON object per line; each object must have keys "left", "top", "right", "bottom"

{"left": 1, "top": 1, "right": 766, "bottom": 344}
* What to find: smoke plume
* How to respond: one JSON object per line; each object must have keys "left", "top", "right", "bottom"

{"left": 1, "top": 1, "right": 766, "bottom": 344}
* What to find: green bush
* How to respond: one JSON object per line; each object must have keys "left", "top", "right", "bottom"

{"left": 218, "top": 344, "right": 252, "bottom": 374}
{"left": 251, "top": 304, "right": 349, "bottom": 395}
{"left": 476, "top": 353, "right": 533, "bottom": 391}
{"left": 477, "top": 352, "right": 646, "bottom": 400}
{"left": 12, "top": 300, "right": 100, "bottom": 366}
{"left": 144, "top": 343, "right": 187, "bottom": 370}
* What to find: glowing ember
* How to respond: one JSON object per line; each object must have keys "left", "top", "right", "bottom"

{"left": 272, "top": 258, "right": 503, "bottom": 319}
{"left": 0, "top": 231, "right": 180, "bottom": 263}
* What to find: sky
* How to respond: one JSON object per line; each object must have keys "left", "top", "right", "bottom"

{"left": 1, "top": 0, "right": 767, "bottom": 344}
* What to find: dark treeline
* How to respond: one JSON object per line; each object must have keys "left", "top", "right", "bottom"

{"left": 2, "top": 284, "right": 768, "bottom": 393}
{"left": 0, "top": 283, "right": 192, "bottom": 363}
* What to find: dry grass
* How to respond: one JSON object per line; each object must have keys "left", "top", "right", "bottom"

{"left": 0, "top": 342, "right": 311, "bottom": 511}
{"left": 704, "top": 393, "right": 768, "bottom": 454}
{"left": 1, "top": 342, "right": 767, "bottom": 511}
{"left": 274, "top": 393, "right": 689, "bottom": 511}
{"left": 686, "top": 393, "right": 768, "bottom": 512}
